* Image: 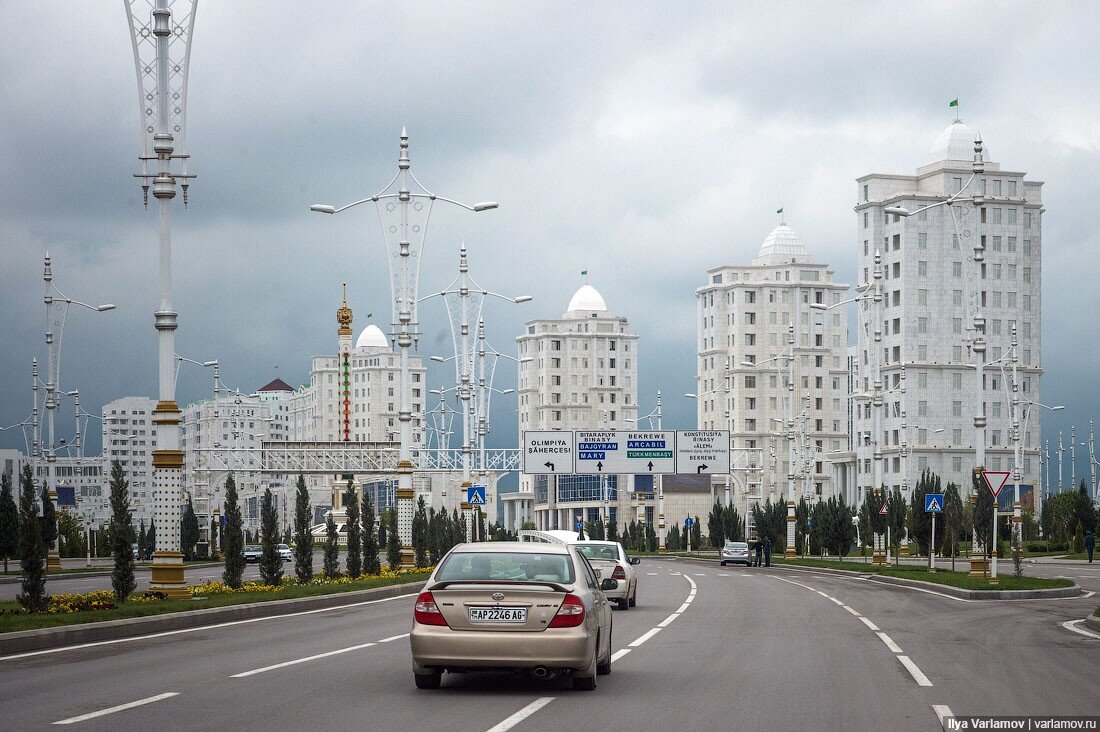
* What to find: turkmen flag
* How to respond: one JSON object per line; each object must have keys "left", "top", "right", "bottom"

{"left": 776, "top": 207, "right": 783, "bottom": 215}
{"left": 949, "top": 99, "right": 959, "bottom": 107}
{"left": 581, "top": 269, "right": 587, "bottom": 275}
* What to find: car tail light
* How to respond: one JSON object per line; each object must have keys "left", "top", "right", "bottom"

{"left": 414, "top": 592, "right": 448, "bottom": 626}
{"left": 548, "top": 594, "right": 586, "bottom": 628}
{"left": 611, "top": 566, "right": 627, "bottom": 580}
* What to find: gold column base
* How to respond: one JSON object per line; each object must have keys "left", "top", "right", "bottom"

{"left": 46, "top": 551, "right": 62, "bottom": 574}
{"left": 400, "top": 546, "right": 416, "bottom": 568}
{"left": 968, "top": 557, "right": 988, "bottom": 577}
{"left": 658, "top": 546, "right": 667, "bottom": 554}
{"left": 784, "top": 548, "right": 796, "bottom": 559}
{"left": 149, "top": 551, "right": 190, "bottom": 599}
{"left": 871, "top": 550, "right": 888, "bottom": 566}
{"left": 928, "top": 567, "right": 937, "bottom": 573}
{"left": 898, "top": 545, "right": 910, "bottom": 558}
{"left": 988, "top": 576, "right": 999, "bottom": 585}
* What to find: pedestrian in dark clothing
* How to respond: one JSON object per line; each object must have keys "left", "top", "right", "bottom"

{"left": 753, "top": 539, "right": 763, "bottom": 567}
{"left": 1086, "top": 531, "right": 1096, "bottom": 564}
{"left": 763, "top": 536, "right": 772, "bottom": 567}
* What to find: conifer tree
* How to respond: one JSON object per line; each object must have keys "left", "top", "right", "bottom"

{"left": 293, "top": 474, "right": 313, "bottom": 582}
{"left": 452, "top": 508, "right": 466, "bottom": 545}
{"left": 108, "top": 460, "right": 136, "bottom": 602}
{"left": 377, "top": 508, "right": 388, "bottom": 546}
{"left": 209, "top": 516, "right": 219, "bottom": 560}
{"left": 259, "top": 487, "right": 283, "bottom": 586}
{"left": 145, "top": 518, "right": 157, "bottom": 561}
{"left": 344, "top": 480, "right": 362, "bottom": 578}
{"left": 180, "top": 496, "right": 200, "bottom": 560}
{"left": 39, "top": 485, "right": 57, "bottom": 555}
{"left": 0, "top": 472, "right": 18, "bottom": 574}
{"left": 222, "top": 474, "right": 245, "bottom": 588}
{"left": 138, "top": 520, "right": 147, "bottom": 562}
{"left": 361, "top": 488, "right": 380, "bottom": 575}
{"left": 386, "top": 508, "right": 402, "bottom": 570}
{"left": 16, "top": 465, "right": 48, "bottom": 611}
{"left": 412, "top": 496, "right": 429, "bottom": 568}
{"left": 323, "top": 512, "right": 340, "bottom": 579}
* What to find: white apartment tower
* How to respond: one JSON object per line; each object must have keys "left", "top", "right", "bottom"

{"left": 851, "top": 119, "right": 1043, "bottom": 503}
{"left": 102, "top": 396, "right": 157, "bottom": 523}
{"left": 516, "top": 284, "right": 641, "bottom": 531}
{"left": 696, "top": 223, "right": 850, "bottom": 509}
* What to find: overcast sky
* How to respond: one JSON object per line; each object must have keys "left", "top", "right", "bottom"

{"left": 2, "top": 1, "right": 1099, "bottom": 485}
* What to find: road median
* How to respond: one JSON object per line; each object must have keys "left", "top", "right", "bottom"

{"left": 0, "top": 578, "right": 426, "bottom": 656}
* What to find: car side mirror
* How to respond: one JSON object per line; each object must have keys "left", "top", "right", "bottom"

{"left": 600, "top": 578, "right": 618, "bottom": 591}
{"left": 629, "top": 557, "right": 641, "bottom": 565}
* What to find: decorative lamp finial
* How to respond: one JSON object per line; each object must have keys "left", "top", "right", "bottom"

{"left": 337, "top": 282, "right": 354, "bottom": 336}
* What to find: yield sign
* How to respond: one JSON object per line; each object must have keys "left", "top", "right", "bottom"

{"left": 981, "top": 470, "right": 1012, "bottom": 499}
{"left": 879, "top": 502, "right": 889, "bottom": 516}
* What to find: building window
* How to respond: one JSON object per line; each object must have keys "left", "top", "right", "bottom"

{"left": 952, "top": 262, "right": 962, "bottom": 277}
{"left": 918, "top": 261, "right": 928, "bottom": 277}
{"left": 918, "top": 232, "right": 927, "bottom": 250}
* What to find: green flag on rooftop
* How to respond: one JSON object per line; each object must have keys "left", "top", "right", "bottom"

{"left": 949, "top": 99, "right": 958, "bottom": 107}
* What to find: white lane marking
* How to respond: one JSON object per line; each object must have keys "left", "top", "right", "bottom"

{"left": 53, "top": 692, "right": 179, "bottom": 725}
{"left": 629, "top": 627, "right": 662, "bottom": 647}
{"left": 829, "top": 597, "right": 844, "bottom": 606}
{"left": 484, "top": 697, "right": 556, "bottom": 732}
{"left": 933, "top": 705, "right": 954, "bottom": 729}
{"left": 718, "top": 573, "right": 730, "bottom": 577}
{"left": 0, "top": 592, "right": 417, "bottom": 662}
{"left": 768, "top": 575, "right": 819, "bottom": 593}
{"left": 675, "top": 602, "right": 690, "bottom": 613}
{"left": 898, "top": 655, "right": 933, "bottom": 686}
{"left": 876, "top": 632, "right": 903, "bottom": 654}
{"left": 843, "top": 606, "right": 861, "bottom": 617}
{"left": 859, "top": 577, "right": 973, "bottom": 603}
{"left": 377, "top": 633, "right": 409, "bottom": 643}
{"left": 646, "top": 572, "right": 659, "bottom": 576}
{"left": 858, "top": 616, "right": 880, "bottom": 631}
{"left": 231, "top": 642, "right": 377, "bottom": 677}
{"left": 1062, "top": 619, "right": 1100, "bottom": 640}
{"left": 610, "top": 649, "right": 631, "bottom": 662}
{"left": 657, "top": 613, "right": 679, "bottom": 628}
{"left": 694, "top": 573, "right": 707, "bottom": 576}
{"left": 740, "top": 573, "right": 752, "bottom": 577}
{"left": 816, "top": 590, "right": 829, "bottom": 597}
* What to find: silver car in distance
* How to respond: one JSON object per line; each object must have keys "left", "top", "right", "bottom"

{"left": 410, "top": 542, "right": 616, "bottom": 690}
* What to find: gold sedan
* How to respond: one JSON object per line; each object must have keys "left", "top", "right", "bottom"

{"left": 410, "top": 541, "right": 616, "bottom": 690}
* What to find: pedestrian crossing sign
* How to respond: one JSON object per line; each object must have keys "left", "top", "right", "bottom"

{"left": 924, "top": 493, "right": 944, "bottom": 513}
{"left": 467, "top": 485, "right": 487, "bottom": 506}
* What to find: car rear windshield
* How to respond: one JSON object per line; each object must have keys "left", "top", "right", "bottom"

{"left": 573, "top": 543, "right": 620, "bottom": 561}
{"left": 725, "top": 542, "right": 748, "bottom": 549}
{"left": 437, "top": 552, "right": 575, "bottom": 584}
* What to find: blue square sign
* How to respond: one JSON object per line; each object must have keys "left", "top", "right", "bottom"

{"left": 467, "top": 485, "right": 487, "bottom": 506}
{"left": 924, "top": 493, "right": 944, "bottom": 513}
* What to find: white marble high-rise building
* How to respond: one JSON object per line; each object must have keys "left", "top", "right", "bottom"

{"left": 102, "top": 396, "right": 157, "bottom": 522}
{"left": 515, "top": 284, "right": 643, "bottom": 531}
{"left": 848, "top": 119, "right": 1043, "bottom": 503}
{"left": 696, "top": 223, "right": 850, "bottom": 513}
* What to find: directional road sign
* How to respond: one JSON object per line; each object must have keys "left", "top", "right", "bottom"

{"left": 467, "top": 485, "right": 486, "bottom": 506}
{"left": 522, "top": 430, "right": 575, "bottom": 475}
{"left": 675, "top": 430, "right": 730, "bottom": 475}
{"left": 575, "top": 430, "right": 676, "bottom": 475}
{"left": 684, "top": 517, "right": 694, "bottom": 528}
{"left": 981, "top": 470, "right": 1012, "bottom": 499}
{"left": 924, "top": 493, "right": 944, "bottom": 513}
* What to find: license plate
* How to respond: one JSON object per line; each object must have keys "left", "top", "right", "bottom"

{"left": 468, "top": 606, "right": 527, "bottom": 623}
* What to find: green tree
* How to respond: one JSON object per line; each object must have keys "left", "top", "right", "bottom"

{"left": 412, "top": 496, "right": 429, "bottom": 568}
{"left": 378, "top": 508, "right": 389, "bottom": 547}
{"left": 145, "top": 518, "right": 157, "bottom": 561}
{"left": 344, "top": 481, "right": 362, "bottom": 578}
{"left": 258, "top": 487, "right": 283, "bottom": 586}
{"left": 973, "top": 471, "right": 995, "bottom": 558}
{"left": 209, "top": 516, "right": 220, "bottom": 560}
{"left": 137, "top": 520, "right": 147, "bottom": 563}
{"left": 1039, "top": 497, "right": 1053, "bottom": 540}
{"left": 666, "top": 524, "right": 681, "bottom": 551}
{"left": 39, "top": 485, "right": 57, "bottom": 556}
{"left": 943, "top": 482, "right": 964, "bottom": 570}
{"left": 222, "top": 474, "right": 245, "bottom": 589}
{"left": 16, "top": 465, "right": 48, "bottom": 611}
{"left": 0, "top": 472, "right": 19, "bottom": 573}
{"left": 794, "top": 497, "right": 810, "bottom": 556}
{"left": 887, "top": 486, "right": 907, "bottom": 555}
{"left": 690, "top": 515, "right": 702, "bottom": 551}
{"left": 605, "top": 518, "right": 617, "bottom": 542}
{"left": 322, "top": 512, "right": 340, "bottom": 579}
{"left": 451, "top": 508, "right": 466, "bottom": 545}
{"left": 108, "top": 460, "right": 136, "bottom": 603}
{"left": 1076, "top": 481, "right": 1097, "bottom": 535}
{"left": 362, "top": 488, "right": 381, "bottom": 575}
{"left": 1073, "top": 522, "right": 1085, "bottom": 554}
{"left": 180, "top": 496, "right": 200, "bottom": 561}
{"left": 293, "top": 474, "right": 313, "bottom": 582}
{"left": 428, "top": 509, "right": 442, "bottom": 563}
{"left": 908, "top": 470, "right": 941, "bottom": 556}
{"left": 708, "top": 501, "right": 724, "bottom": 548}
{"left": 822, "top": 495, "right": 856, "bottom": 561}
{"left": 386, "top": 508, "right": 402, "bottom": 570}
{"left": 722, "top": 504, "right": 744, "bottom": 543}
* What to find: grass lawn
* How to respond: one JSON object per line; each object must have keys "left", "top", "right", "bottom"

{"left": 0, "top": 571, "right": 431, "bottom": 634}
{"left": 769, "top": 556, "right": 1074, "bottom": 591}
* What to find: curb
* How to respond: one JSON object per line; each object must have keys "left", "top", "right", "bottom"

{"left": 1087, "top": 615, "right": 1100, "bottom": 633}
{"left": 0, "top": 562, "right": 223, "bottom": 585}
{"left": 0, "top": 580, "right": 425, "bottom": 656}
{"left": 656, "top": 554, "right": 1083, "bottom": 600}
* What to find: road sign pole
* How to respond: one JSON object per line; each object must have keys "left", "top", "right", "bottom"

{"left": 930, "top": 513, "right": 936, "bottom": 573}
{"left": 990, "top": 505, "right": 999, "bottom": 585}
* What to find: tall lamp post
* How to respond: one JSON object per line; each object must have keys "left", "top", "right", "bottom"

{"left": 125, "top": 0, "right": 198, "bottom": 598}
{"left": 311, "top": 129, "right": 497, "bottom": 562}
{"left": 39, "top": 255, "right": 116, "bottom": 573}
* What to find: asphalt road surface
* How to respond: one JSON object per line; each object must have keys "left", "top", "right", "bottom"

{"left": 1, "top": 557, "right": 1097, "bottom": 730}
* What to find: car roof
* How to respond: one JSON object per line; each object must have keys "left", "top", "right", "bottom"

{"left": 449, "top": 541, "right": 570, "bottom": 555}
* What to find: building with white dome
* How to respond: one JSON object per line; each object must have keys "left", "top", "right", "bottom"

{"left": 511, "top": 283, "right": 642, "bottom": 532}
{"left": 695, "top": 220, "right": 850, "bottom": 516}
{"left": 843, "top": 118, "right": 1044, "bottom": 506}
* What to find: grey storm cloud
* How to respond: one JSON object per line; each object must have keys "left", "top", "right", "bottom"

{"left": 2, "top": 0, "right": 1099, "bottom": 471}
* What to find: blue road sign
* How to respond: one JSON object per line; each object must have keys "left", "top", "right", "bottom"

{"left": 925, "top": 493, "right": 944, "bottom": 513}
{"left": 575, "top": 519, "right": 584, "bottom": 532}
{"left": 467, "top": 485, "right": 487, "bottom": 506}
{"left": 684, "top": 517, "right": 694, "bottom": 528}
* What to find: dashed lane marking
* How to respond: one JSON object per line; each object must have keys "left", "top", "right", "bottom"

{"left": 843, "top": 605, "right": 861, "bottom": 617}
{"left": 231, "top": 642, "right": 378, "bottom": 677}
{"left": 610, "top": 648, "right": 631, "bottom": 662}
{"left": 53, "top": 693, "right": 179, "bottom": 725}
{"left": 876, "top": 632, "right": 903, "bottom": 654}
{"left": 858, "top": 616, "right": 880, "bottom": 631}
{"left": 646, "top": 572, "right": 659, "bottom": 576}
{"left": 933, "top": 705, "right": 954, "bottom": 730}
{"left": 628, "top": 627, "right": 662, "bottom": 648}
{"left": 485, "top": 697, "right": 556, "bottom": 732}
{"left": 898, "top": 655, "right": 933, "bottom": 686}
{"left": 378, "top": 633, "right": 409, "bottom": 643}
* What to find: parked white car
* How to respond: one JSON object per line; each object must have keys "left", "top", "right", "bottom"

{"left": 570, "top": 541, "right": 640, "bottom": 610}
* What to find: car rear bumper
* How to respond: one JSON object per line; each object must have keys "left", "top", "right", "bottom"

{"left": 411, "top": 623, "right": 594, "bottom": 672}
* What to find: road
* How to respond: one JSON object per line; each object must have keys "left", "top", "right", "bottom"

{"left": 1, "top": 556, "right": 1097, "bottom": 730}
